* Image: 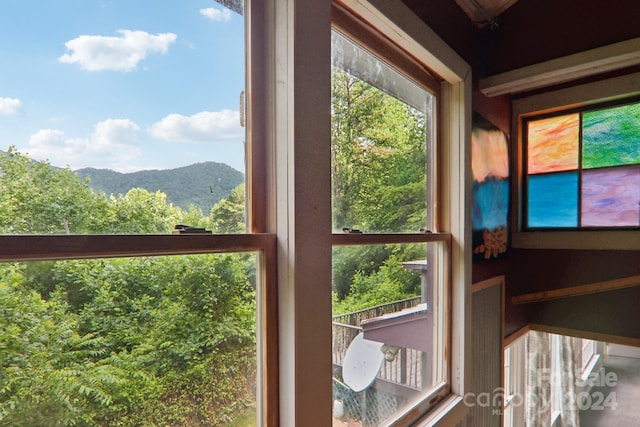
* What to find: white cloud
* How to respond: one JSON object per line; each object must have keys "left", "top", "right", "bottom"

{"left": 199, "top": 7, "right": 232, "bottom": 22}
{"left": 0, "top": 97, "right": 23, "bottom": 115}
{"left": 59, "top": 30, "right": 177, "bottom": 72}
{"left": 28, "top": 119, "right": 142, "bottom": 170}
{"left": 148, "top": 110, "right": 243, "bottom": 143}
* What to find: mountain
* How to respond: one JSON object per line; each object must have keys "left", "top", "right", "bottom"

{"left": 76, "top": 162, "right": 244, "bottom": 213}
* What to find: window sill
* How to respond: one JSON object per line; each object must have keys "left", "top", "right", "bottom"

{"left": 511, "top": 230, "right": 640, "bottom": 250}
{"left": 413, "top": 395, "right": 468, "bottom": 427}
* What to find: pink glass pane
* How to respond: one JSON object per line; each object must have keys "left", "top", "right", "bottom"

{"left": 527, "top": 114, "right": 580, "bottom": 174}
{"left": 581, "top": 166, "right": 640, "bottom": 227}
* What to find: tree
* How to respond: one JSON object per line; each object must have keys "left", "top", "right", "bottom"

{"left": 331, "top": 69, "right": 427, "bottom": 233}
{"left": 103, "top": 188, "right": 179, "bottom": 234}
{"left": 209, "top": 184, "right": 246, "bottom": 233}
{"left": 0, "top": 147, "right": 110, "bottom": 234}
{"left": 0, "top": 148, "right": 257, "bottom": 425}
{"left": 0, "top": 265, "right": 137, "bottom": 426}
{"left": 330, "top": 68, "right": 429, "bottom": 307}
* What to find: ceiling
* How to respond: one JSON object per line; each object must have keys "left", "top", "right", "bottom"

{"left": 452, "top": 0, "right": 519, "bottom": 28}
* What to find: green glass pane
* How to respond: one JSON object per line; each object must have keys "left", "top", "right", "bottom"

{"left": 582, "top": 103, "right": 640, "bottom": 168}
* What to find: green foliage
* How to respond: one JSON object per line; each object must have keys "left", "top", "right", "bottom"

{"left": 332, "top": 248, "right": 422, "bottom": 315}
{"left": 332, "top": 245, "right": 393, "bottom": 299}
{"left": 210, "top": 184, "right": 246, "bottom": 233}
{"left": 0, "top": 147, "right": 110, "bottom": 234}
{"left": 331, "top": 69, "right": 427, "bottom": 233}
{"left": 103, "top": 188, "right": 179, "bottom": 234}
{"left": 331, "top": 67, "right": 429, "bottom": 311}
{"left": 0, "top": 148, "right": 256, "bottom": 425}
{"left": 0, "top": 267, "right": 138, "bottom": 426}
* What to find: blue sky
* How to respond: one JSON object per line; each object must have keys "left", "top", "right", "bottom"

{"left": 0, "top": 0, "right": 246, "bottom": 173}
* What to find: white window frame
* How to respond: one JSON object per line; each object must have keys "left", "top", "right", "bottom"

{"left": 503, "top": 334, "right": 527, "bottom": 427}
{"left": 549, "top": 334, "right": 562, "bottom": 426}
{"left": 511, "top": 72, "right": 640, "bottom": 250}
{"left": 265, "top": 0, "right": 471, "bottom": 425}
{"left": 580, "top": 339, "right": 598, "bottom": 378}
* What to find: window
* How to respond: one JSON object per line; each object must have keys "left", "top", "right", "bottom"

{"left": 330, "top": 24, "right": 447, "bottom": 425}
{"left": 0, "top": 0, "right": 248, "bottom": 236}
{"left": 512, "top": 72, "right": 640, "bottom": 249}
{"left": 1, "top": 0, "right": 471, "bottom": 424}
{"left": 328, "top": 2, "right": 470, "bottom": 425}
{"left": 523, "top": 100, "right": 640, "bottom": 229}
{"left": 0, "top": 1, "right": 280, "bottom": 425}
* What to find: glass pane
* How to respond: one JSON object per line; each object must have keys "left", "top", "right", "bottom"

{"left": 582, "top": 102, "right": 640, "bottom": 169}
{"left": 0, "top": 253, "right": 257, "bottom": 426}
{"left": 527, "top": 172, "right": 578, "bottom": 228}
{"left": 332, "top": 242, "right": 445, "bottom": 425}
{"left": 330, "top": 31, "right": 433, "bottom": 233}
{"left": 581, "top": 166, "right": 640, "bottom": 226}
{"left": 0, "top": 1, "right": 247, "bottom": 234}
{"left": 527, "top": 114, "right": 579, "bottom": 174}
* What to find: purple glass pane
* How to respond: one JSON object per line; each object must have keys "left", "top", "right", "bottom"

{"left": 581, "top": 166, "right": 640, "bottom": 227}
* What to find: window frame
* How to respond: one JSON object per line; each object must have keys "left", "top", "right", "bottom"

{"left": 512, "top": 71, "right": 640, "bottom": 250}
{"left": 330, "top": 9, "right": 451, "bottom": 422}
{"left": 503, "top": 334, "right": 527, "bottom": 427}
{"left": 521, "top": 97, "right": 640, "bottom": 231}
{"left": 327, "top": 0, "right": 471, "bottom": 425}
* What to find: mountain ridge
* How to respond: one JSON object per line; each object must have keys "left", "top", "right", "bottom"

{"left": 75, "top": 161, "right": 244, "bottom": 213}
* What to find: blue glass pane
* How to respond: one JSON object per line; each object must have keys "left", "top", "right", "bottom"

{"left": 527, "top": 172, "right": 579, "bottom": 228}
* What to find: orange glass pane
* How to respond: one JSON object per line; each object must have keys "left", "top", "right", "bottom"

{"left": 527, "top": 114, "right": 579, "bottom": 174}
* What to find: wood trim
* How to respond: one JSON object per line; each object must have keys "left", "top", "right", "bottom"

{"left": 471, "top": 274, "right": 505, "bottom": 294}
{"left": 503, "top": 325, "right": 531, "bottom": 347}
{"left": 332, "top": 2, "right": 441, "bottom": 94}
{"left": 261, "top": 232, "right": 279, "bottom": 427}
{"left": 0, "top": 234, "right": 275, "bottom": 261}
{"left": 247, "top": 0, "right": 268, "bottom": 234}
{"left": 529, "top": 324, "right": 640, "bottom": 348}
{"left": 332, "top": 232, "right": 451, "bottom": 246}
{"left": 479, "top": 37, "right": 640, "bottom": 97}
{"left": 339, "top": 0, "right": 470, "bottom": 84}
{"left": 512, "top": 274, "right": 640, "bottom": 305}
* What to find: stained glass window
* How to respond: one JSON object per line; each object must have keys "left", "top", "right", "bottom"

{"left": 524, "top": 99, "right": 640, "bottom": 229}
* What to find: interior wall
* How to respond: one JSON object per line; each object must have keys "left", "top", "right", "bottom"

{"left": 406, "top": 0, "right": 640, "bottom": 341}
{"left": 510, "top": 249, "right": 640, "bottom": 339}
{"left": 401, "top": 0, "right": 474, "bottom": 65}
{"left": 466, "top": 1, "right": 640, "bottom": 341}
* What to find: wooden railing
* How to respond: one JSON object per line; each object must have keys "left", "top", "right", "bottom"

{"left": 332, "top": 296, "right": 423, "bottom": 389}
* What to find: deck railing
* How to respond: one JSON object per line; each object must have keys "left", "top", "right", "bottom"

{"left": 332, "top": 296, "right": 423, "bottom": 389}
